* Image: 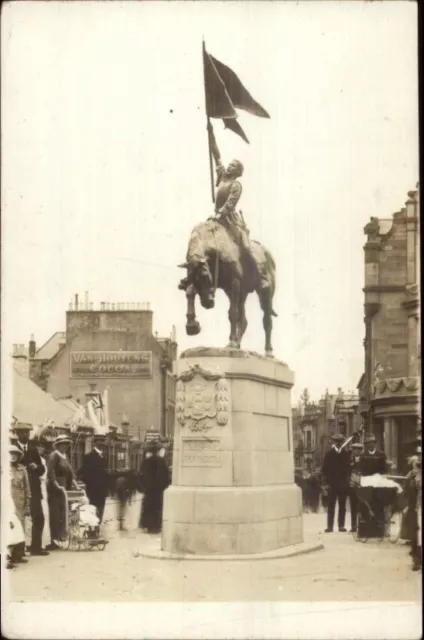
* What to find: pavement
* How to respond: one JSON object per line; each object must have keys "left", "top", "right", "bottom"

{"left": 7, "top": 496, "right": 421, "bottom": 603}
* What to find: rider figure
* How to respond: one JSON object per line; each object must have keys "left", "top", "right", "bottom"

{"left": 208, "top": 123, "right": 269, "bottom": 292}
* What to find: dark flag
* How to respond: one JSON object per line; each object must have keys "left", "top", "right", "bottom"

{"left": 203, "top": 48, "right": 270, "bottom": 143}
{"left": 223, "top": 118, "right": 249, "bottom": 144}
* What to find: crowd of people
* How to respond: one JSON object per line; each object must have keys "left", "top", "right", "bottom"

{"left": 6, "top": 424, "right": 420, "bottom": 573}
{"left": 6, "top": 425, "right": 171, "bottom": 569}
{"left": 296, "top": 432, "right": 422, "bottom": 572}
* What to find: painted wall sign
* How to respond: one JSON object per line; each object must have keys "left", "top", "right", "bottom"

{"left": 70, "top": 351, "right": 152, "bottom": 379}
{"left": 144, "top": 430, "right": 161, "bottom": 443}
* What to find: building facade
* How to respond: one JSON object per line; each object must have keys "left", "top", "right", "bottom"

{"left": 293, "top": 389, "right": 361, "bottom": 471}
{"left": 28, "top": 295, "right": 177, "bottom": 440}
{"left": 358, "top": 184, "right": 420, "bottom": 473}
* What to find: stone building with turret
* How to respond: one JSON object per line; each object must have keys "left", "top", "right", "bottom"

{"left": 27, "top": 293, "right": 178, "bottom": 440}
{"left": 358, "top": 184, "right": 420, "bottom": 473}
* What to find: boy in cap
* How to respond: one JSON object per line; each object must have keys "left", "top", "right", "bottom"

{"left": 9, "top": 445, "right": 31, "bottom": 564}
{"left": 321, "top": 433, "right": 350, "bottom": 532}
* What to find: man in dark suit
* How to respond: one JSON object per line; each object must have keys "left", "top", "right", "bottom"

{"left": 321, "top": 433, "right": 351, "bottom": 533}
{"left": 78, "top": 436, "right": 109, "bottom": 523}
{"left": 359, "top": 434, "right": 387, "bottom": 476}
{"left": 15, "top": 425, "right": 49, "bottom": 556}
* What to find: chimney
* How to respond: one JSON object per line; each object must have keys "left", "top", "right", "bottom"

{"left": 75, "top": 293, "right": 79, "bottom": 311}
{"left": 84, "top": 291, "right": 89, "bottom": 310}
{"left": 171, "top": 325, "right": 177, "bottom": 343}
{"left": 29, "top": 334, "right": 36, "bottom": 358}
{"left": 100, "top": 302, "right": 105, "bottom": 311}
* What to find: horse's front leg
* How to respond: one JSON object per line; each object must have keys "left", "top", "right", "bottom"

{"left": 227, "top": 278, "right": 241, "bottom": 348}
{"left": 185, "top": 284, "right": 201, "bottom": 336}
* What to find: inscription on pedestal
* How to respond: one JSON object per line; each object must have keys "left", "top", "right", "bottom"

{"left": 182, "top": 438, "right": 221, "bottom": 467}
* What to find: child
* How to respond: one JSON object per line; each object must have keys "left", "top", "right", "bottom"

{"left": 8, "top": 445, "right": 31, "bottom": 567}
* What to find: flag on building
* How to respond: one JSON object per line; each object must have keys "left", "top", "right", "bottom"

{"left": 203, "top": 48, "right": 270, "bottom": 143}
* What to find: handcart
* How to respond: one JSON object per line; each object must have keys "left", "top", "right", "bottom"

{"left": 353, "top": 485, "right": 403, "bottom": 544}
{"left": 56, "top": 488, "right": 109, "bottom": 551}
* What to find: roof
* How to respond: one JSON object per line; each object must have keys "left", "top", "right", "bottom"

{"left": 34, "top": 332, "right": 66, "bottom": 361}
{"left": 13, "top": 365, "right": 75, "bottom": 428}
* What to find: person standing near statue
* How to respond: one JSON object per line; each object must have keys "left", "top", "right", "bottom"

{"left": 349, "top": 442, "right": 364, "bottom": 533}
{"left": 139, "top": 441, "right": 171, "bottom": 534}
{"left": 46, "top": 434, "right": 79, "bottom": 550}
{"left": 359, "top": 434, "right": 387, "bottom": 476}
{"left": 9, "top": 445, "right": 31, "bottom": 565}
{"left": 78, "top": 435, "right": 109, "bottom": 523}
{"left": 321, "top": 434, "right": 351, "bottom": 532}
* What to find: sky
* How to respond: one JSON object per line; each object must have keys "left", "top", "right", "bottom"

{"left": 1, "top": 0, "right": 419, "bottom": 403}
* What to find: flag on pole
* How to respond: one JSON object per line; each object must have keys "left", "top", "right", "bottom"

{"left": 203, "top": 48, "right": 270, "bottom": 143}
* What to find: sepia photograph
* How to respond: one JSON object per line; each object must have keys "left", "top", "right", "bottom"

{"left": 1, "top": 1, "right": 420, "bottom": 638}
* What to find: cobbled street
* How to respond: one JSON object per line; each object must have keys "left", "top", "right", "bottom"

{"left": 8, "top": 497, "right": 421, "bottom": 603}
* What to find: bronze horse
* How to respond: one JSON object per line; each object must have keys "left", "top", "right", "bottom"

{"left": 178, "top": 219, "right": 277, "bottom": 356}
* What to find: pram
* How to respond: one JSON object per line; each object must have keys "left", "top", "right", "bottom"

{"left": 353, "top": 485, "right": 403, "bottom": 543}
{"left": 55, "top": 488, "right": 109, "bottom": 551}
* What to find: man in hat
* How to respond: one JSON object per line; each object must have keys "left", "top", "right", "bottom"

{"left": 78, "top": 435, "right": 109, "bottom": 523}
{"left": 403, "top": 438, "right": 421, "bottom": 571}
{"left": 321, "top": 433, "right": 351, "bottom": 532}
{"left": 349, "top": 442, "right": 364, "bottom": 533}
{"left": 358, "top": 434, "right": 388, "bottom": 532}
{"left": 14, "top": 425, "right": 49, "bottom": 556}
{"left": 359, "top": 434, "right": 387, "bottom": 477}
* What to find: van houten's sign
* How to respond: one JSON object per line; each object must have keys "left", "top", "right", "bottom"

{"left": 70, "top": 351, "right": 152, "bottom": 379}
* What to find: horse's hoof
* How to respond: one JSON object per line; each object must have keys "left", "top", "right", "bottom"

{"left": 186, "top": 321, "right": 201, "bottom": 336}
{"left": 265, "top": 350, "right": 274, "bottom": 358}
{"left": 226, "top": 342, "right": 239, "bottom": 349}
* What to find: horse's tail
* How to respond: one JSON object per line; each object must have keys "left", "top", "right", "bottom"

{"left": 263, "top": 247, "right": 278, "bottom": 316}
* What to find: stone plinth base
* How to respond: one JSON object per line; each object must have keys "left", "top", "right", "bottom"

{"left": 138, "top": 540, "right": 323, "bottom": 562}
{"left": 162, "top": 348, "right": 303, "bottom": 556}
{"left": 162, "top": 485, "right": 302, "bottom": 555}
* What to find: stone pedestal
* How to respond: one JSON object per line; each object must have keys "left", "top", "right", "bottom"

{"left": 161, "top": 348, "right": 303, "bottom": 556}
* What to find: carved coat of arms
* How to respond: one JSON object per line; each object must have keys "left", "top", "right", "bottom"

{"left": 176, "top": 364, "right": 230, "bottom": 432}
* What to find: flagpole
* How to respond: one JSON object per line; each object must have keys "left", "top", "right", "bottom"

{"left": 202, "top": 39, "right": 215, "bottom": 204}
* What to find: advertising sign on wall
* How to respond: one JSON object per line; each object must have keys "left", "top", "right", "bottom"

{"left": 70, "top": 351, "right": 152, "bottom": 379}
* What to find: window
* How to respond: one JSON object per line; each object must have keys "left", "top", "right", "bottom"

{"left": 306, "top": 430, "right": 312, "bottom": 449}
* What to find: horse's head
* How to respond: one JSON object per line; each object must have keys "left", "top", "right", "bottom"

{"left": 178, "top": 257, "right": 215, "bottom": 309}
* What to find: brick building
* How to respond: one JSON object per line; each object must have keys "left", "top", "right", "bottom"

{"left": 28, "top": 295, "right": 177, "bottom": 440}
{"left": 358, "top": 184, "right": 420, "bottom": 473}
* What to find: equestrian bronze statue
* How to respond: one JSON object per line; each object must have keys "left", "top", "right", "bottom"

{"left": 178, "top": 124, "right": 277, "bottom": 356}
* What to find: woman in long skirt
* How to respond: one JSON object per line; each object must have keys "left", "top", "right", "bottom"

{"left": 139, "top": 443, "right": 170, "bottom": 534}
{"left": 46, "top": 434, "right": 78, "bottom": 550}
